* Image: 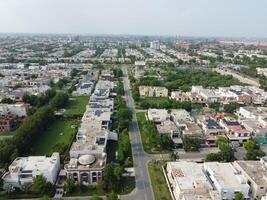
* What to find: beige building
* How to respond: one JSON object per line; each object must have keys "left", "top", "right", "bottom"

{"left": 233, "top": 157, "right": 267, "bottom": 200}
{"left": 139, "top": 86, "right": 168, "bottom": 97}
{"left": 147, "top": 109, "right": 169, "bottom": 124}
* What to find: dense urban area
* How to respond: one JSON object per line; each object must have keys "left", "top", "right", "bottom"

{"left": 0, "top": 34, "right": 267, "bottom": 200}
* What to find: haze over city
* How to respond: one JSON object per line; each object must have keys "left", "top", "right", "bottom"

{"left": 1, "top": 1, "right": 267, "bottom": 200}
{"left": 0, "top": 0, "right": 267, "bottom": 38}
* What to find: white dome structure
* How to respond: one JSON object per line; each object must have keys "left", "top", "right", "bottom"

{"left": 78, "top": 154, "right": 96, "bottom": 165}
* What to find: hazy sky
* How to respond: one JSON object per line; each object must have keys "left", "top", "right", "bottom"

{"left": 0, "top": 0, "right": 267, "bottom": 37}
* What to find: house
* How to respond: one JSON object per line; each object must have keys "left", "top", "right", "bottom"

{"left": 139, "top": 86, "right": 168, "bottom": 97}
{"left": 220, "top": 118, "right": 251, "bottom": 142}
{"left": 233, "top": 157, "right": 267, "bottom": 200}
{"left": 156, "top": 120, "right": 181, "bottom": 146}
{"left": 147, "top": 109, "right": 169, "bottom": 124}
{"left": 3, "top": 153, "right": 60, "bottom": 191}
{"left": 0, "top": 103, "right": 29, "bottom": 117}
{"left": 171, "top": 109, "right": 203, "bottom": 139}
{"left": 170, "top": 91, "right": 190, "bottom": 101}
{"left": 197, "top": 117, "right": 227, "bottom": 146}
{"left": 203, "top": 162, "right": 250, "bottom": 200}
{"left": 0, "top": 113, "right": 19, "bottom": 132}
{"left": 135, "top": 61, "right": 145, "bottom": 78}
{"left": 166, "top": 161, "right": 219, "bottom": 200}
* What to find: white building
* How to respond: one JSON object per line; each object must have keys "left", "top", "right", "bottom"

{"left": 203, "top": 162, "right": 250, "bottom": 200}
{"left": 147, "top": 109, "right": 169, "bottom": 124}
{"left": 166, "top": 161, "right": 219, "bottom": 200}
{"left": 3, "top": 153, "right": 60, "bottom": 191}
{"left": 0, "top": 103, "right": 29, "bottom": 117}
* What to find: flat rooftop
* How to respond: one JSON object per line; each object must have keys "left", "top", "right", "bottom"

{"left": 235, "top": 160, "right": 267, "bottom": 186}
{"left": 167, "top": 161, "right": 213, "bottom": 191}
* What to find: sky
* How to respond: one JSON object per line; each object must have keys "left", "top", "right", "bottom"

{"left": 0, "top": 0, "right": 267, "bottom": 38}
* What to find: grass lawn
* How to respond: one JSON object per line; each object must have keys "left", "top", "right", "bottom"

{"left": 32, "top": 119, "right": 79, "bottom": 156}
{"left": 64, "top": 96, "right": 90, "bottom": 117}
{"left": 148, "top": 160, "right": 172, "bottom": 200}
{"left": 136, "top": 112, "right": 169, "bottom": 154}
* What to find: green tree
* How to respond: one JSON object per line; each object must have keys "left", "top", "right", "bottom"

{"left": 160, "top": 135, "right": 174, "bottom": 150}
{"left": 32, "top": 175, "right": 47, "bottom": 194}
{"left": 103, "top": 164, "right": 116, "bottom": 191}
{"left": 107, "top": 191, "right": 118, "bottom": 200}
{"left": 91, "top": 194, "right": 103, "bottom": 200}
{"left": 206, "top": 153, "right": 221, "bottom": 162}
{"left": 183, "top": 136, "right": 201, "bottom": 152}
{"left": 234, "top": 192, "right": 244, "bottom": 200}
{"left": 64, "top": 178, "right": 75, "bottom": 195}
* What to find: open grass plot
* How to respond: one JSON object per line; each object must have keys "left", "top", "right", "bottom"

{"left": 64, "top": 96, "right": 90, "bottom": 117}
{"left": 32, "top": 119, "right": 79, "bottom": 156}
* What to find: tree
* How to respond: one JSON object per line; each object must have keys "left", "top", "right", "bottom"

{"left": 40, "top": 196, "right": 52, "bottom": 200}
{"left": 160, "top": 135, "right": 174, "bottom": 150}
{"left": 113, "top": 166, "right": 124, "bottom": 181}
{"left": 246, "top": 149, "right": 265, "bottom": 160}
{"left": 107, "top": 191, "right": 118, "bottom": 200}
{"left": 224, "top": 103, "right": 240, "bottom": 113}
{"left": 1, "top": 98, "right": 14, "bottom": 104}
{"left": 183, "top": 136, "right": 201, "bottom": 152}
{"left": 50, "top": 92, "right": 69, "bottom": 109}
{"left": 206, "top": 153, "right": 221, "bottom": 162}
{"left": 219, "top": 142, "right": 235, "bottom": 162}
{"left": 103, "top": 164, "right": 116, "bottom": 191}
{"left": 234, "top": 192, "right": 244, "bottom": 200}
{"left": 91, "top": 194, "right": 103, "bottom": 200}
{"left": 244, "top": 139, "right": 265, "bottom": 160}
{"left": 32, "top": 175, "right": 47, "bottom": 194}
{"left": 117, "top": 130, "right": 132, "bottom": 165}
{"left": 64, "top": 178, "right": 75, "bottom": 195}
{"left": 244, "top": 140, "right": 259, "bottom": 151}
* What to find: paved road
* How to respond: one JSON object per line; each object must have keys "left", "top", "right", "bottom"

{"left": 121, "top": 66, "right": 154, "bottom": 200}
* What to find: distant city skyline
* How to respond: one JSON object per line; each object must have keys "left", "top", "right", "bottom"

{"left": 0, "top": 0, "right": 267, "bottom": 38}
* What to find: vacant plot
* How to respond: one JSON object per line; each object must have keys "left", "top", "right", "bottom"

{"left": 32, "top": 119, "right": 79, "bottom": 156}
{"left": 148, "top": 160, "right": 172, "bottom": 200}
{"left": 136, "top": 112, "right": 169, "bottom": 154}
{"left": 64, "top": 96, "right": 90, "bottom": 117}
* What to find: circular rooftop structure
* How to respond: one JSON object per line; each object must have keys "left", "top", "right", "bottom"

{"left": 78, "top": 154, "right": 96, "bottom": 165}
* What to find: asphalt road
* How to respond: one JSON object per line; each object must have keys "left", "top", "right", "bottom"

{"left": 121, "top": 66, "right": 154, "bottom": 200}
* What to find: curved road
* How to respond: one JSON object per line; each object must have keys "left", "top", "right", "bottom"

{"left": 121, "top": 66, "right": 154, "bottom": 200}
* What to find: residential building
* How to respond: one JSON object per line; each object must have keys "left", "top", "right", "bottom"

{"left": 0, "top": 103, "right": 28, "bottom": 117}
{"left": 134, "top": 61, "right": 145, "bottom": 78}
{"left": 139, "top": 86, "right": 168, "bottom": 97}
{"left": 203, "top": 162, "right": 250, "bottom": 200}
{"left": 0, "top": 113, "right": 19, "bottom": 132}
{"left": 197, "top": 117, "right": 227, "bottom": 146}
{"left": 3, "top": 153, "right": 60, "bottom": 191}
{"left": 147, "top": 109, "right": 169, "bottom": 124}
{"left": 166, "top": 161, "right": 219, "bottom": 200}
{"left": 233, "top": 157, "right": 267, "bottom": 200}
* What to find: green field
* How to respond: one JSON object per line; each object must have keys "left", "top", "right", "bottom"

{"left": 148, "top": 160, "right": 172, "bottom": 200}
{"left": 32, "top": 119, "right": 79, "bottom": 156}
{"left": 64, "top": 96, "right": 90, "bottom": 117}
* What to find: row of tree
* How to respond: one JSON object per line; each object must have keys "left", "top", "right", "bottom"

{"left": 0, "top": 92, "right": 69, "bottom": 168}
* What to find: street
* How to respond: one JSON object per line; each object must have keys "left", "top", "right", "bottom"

{"left": 121, "top": 66, "right": 154, "bottom": 200}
